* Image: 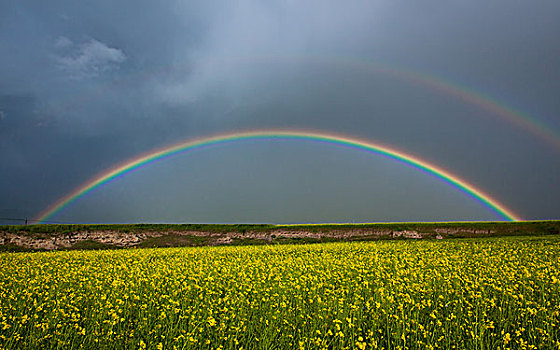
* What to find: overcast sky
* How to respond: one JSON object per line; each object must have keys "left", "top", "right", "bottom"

{"left": 1, "top": 0, "right": 559, "bottom": 224}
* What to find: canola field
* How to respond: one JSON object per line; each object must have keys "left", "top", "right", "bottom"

{"left": 0, "top": 236, "right": 559, "bottom": 350}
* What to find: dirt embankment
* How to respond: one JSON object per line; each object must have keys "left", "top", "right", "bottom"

{"left": 0, "top": 228, "right": 430, "bottom": 251}
{"left": 1, "top": 230, "right": 157, "bottom": 250}
{"left": 1, "top": 221, "right": 558, "bottom": 251}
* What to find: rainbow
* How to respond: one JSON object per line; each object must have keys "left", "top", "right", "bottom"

{"left": 49, "top": 55, "right": 560, "bottom": 152}
{"left": 353, "top": 62, "right": 560, "bottom": 150}
{"left": 245, "top": 55, "right": 560, "bottom": 151}
{"left": 35, "top": 130, "right": 521, "bottom": 222}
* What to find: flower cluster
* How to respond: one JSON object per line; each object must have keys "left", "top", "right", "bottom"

{"left": 0, "top": 236, "right": 558, "bottom": 349}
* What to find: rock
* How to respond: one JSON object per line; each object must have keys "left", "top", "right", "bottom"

{"left": 392, "top": 230, "right": 422, "bottom": 239}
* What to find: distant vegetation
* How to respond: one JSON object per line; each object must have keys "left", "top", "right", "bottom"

{"left": 0, "top": 223, "right": 276, "bottom": 235}
{"left": 1, "top": 220, "right": 559, "bottom": 236}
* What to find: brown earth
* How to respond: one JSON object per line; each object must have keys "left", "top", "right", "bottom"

{"left": 0, "top": 228, "right": 424, "bottom": 250}
{"left": 1, "top": 221, "right": 558, "bottom": 251}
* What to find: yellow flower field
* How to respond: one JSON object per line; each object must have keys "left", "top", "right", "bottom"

{"left": 0, "top": 236, "right": 559, "bottom": 349}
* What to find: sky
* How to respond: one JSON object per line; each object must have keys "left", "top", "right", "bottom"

{"left": 1, "top": 0, "right": 559, "bottom": 224}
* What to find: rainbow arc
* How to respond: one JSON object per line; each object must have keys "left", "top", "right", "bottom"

{"left": 35, "top": 130, "right": 521, "bottom": 222}
{"left": 52, "top": 55, "right": 560, "bottom": 152}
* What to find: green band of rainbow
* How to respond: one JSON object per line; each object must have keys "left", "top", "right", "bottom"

{"left": 35, "top": 130, "right": 521, "bottom": 222}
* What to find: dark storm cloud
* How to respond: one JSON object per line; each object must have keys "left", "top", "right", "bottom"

{"left": 1, "top": 0, "right": 559, "bottom": 223}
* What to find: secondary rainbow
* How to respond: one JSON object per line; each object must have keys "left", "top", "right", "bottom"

{"left": 50, "top": 55, "right": 560, "bottom": 152}
{"left": 345, "top": 59, "right": 560, "bottom": 150}
{"left": 35, "top": 130, "right": 521, "bottom": 222}
{"left": 265, "top": 55, "right": 560, "bottom": 151}
{"left": 184, "top": 54, "right": 560, "bottom": 151}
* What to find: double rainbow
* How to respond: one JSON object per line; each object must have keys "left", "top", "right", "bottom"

{"left": 35, "top": 130, "right": 521, "bottom": 222}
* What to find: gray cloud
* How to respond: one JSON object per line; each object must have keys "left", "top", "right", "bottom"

{"left": 152, "top": 1, "right": 381, "bottom": 107}
{"left": 54, "top": 36, "right": 72, "bottom": 49}
{"left": 54, "top": 38, "right": 126, "bottom": 79}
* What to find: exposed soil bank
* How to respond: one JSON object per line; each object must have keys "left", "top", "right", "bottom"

{"left": 1, "top": 221, "right": 558, "bottom": 251}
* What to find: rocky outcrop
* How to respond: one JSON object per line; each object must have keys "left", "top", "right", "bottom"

{"left": 0, "top": 230, "right": 163, "bottom": 250}
{"left": 433, "top": 228, "right": 495, "bottom": 235}
{"left": 392, "top": 230, "right": 422, "bottom": 239}
{"left": 2, "top": 221, "right": 556, "bottom": 251}
{"left": 0, "top": 227, "right": 438, "bottom": 251}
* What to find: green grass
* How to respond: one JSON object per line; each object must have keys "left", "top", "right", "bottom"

{"left": 0, "top": 243, "right": 35, "bottom": 252}
{"left": 137, "top": 234, "right": 211, "bottom": 248}
{"left": 2, "top": 220, "right": 559, "bottom": 238}
{"left": 0, "top": 223, "right": 278, "bottom": 236}
{"left": 69, "top": 240, "right": 117, "bottom": 250}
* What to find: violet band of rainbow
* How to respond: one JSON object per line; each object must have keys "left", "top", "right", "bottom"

{"left": 35, "top": 130, "right": 521, "bottom": 222}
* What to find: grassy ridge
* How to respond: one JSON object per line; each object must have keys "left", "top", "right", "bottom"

{"left": 1, "top": 220, "right": 559, "bottom": 236}
{"left": 0, "top": 223, "right": 277, "bottom": 236}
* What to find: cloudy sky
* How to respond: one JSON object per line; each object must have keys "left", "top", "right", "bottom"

{"left": 1, "top": 1, "right": 559, "bottom": 224}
